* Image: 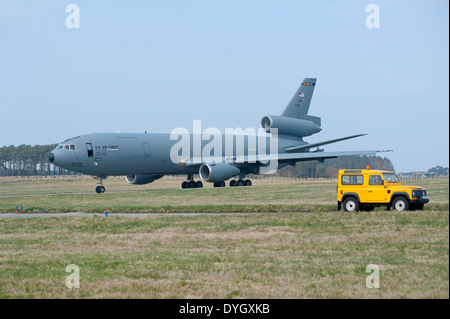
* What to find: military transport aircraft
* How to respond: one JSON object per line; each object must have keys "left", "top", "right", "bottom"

{"left": 49, "top": 78, "right": 387, "bottom": 193}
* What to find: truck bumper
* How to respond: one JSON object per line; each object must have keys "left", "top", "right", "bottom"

{"left": 411, "top": 196, "right": 430, "bottom": 204}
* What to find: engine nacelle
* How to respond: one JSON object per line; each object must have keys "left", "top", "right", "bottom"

{"left": 199, "top": 163, "right": 240, "bottom": 183}
{"left": 126, "top": 174, "right": 163, "bottom": 185}
{"left": 261, "top": 115, "right": 321, "bottom": 137}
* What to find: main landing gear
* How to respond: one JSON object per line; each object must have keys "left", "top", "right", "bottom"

{"left": 181, "top": 174, "right": 203, "bottom": 189}
{"left": 180, "top": 175, "right": 253, "bottom": 189}
{"left": 213, "top": 181, "right": 226, "bottom": 188}
{"left": 214, "top": 179, "right": 252, "bottom": 187}
{"left": 229, "top": 179, "right": 252, "bottom": 187}
{"left": 95, "top": 177, "right": 106, "bottom": 193}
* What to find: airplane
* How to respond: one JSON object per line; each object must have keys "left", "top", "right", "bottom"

{"left": 49, "top": 78, "right": 388, "bottom": 193}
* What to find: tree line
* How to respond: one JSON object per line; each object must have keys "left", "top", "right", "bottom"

{"left": 425, "top": 166, "right": 449, "bottom": 177}
{"left": 1, "top": 144, "right": 396, "bottom": 178}
{"left": 274, "top": 155, "right": 395, "bottom": 179}
{"left": 0, "top": 144, "right": 68, "bottom": 176}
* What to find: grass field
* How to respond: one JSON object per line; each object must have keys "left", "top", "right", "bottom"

{"left": 0, "top": 177, "right": 448, "bottom": 298}
{"left": 0, "top": 176, "right": 448, "bottom": 213}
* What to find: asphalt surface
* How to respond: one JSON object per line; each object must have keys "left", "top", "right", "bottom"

{"left": 0, "top": 191, "right": 128, "bottom": 198}
{"left": 0, "top": 211, "right": 258, "bottom": 218}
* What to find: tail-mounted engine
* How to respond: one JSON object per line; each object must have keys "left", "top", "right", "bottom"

{"left": 261, "top": 115, "right": 321, "bottom": 137}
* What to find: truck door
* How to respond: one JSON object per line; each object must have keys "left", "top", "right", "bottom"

{"left": 367, "top": 175, "right": 387, "bottom": 202}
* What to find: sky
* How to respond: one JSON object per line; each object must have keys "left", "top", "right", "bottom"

{"left": 0, "top": 0, "right": 448, "bottom": 172}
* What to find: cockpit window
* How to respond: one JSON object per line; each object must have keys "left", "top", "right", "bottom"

{"left": 57, "top": 144, "right": 77, "bottom": 151}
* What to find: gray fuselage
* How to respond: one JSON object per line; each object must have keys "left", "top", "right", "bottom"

{"left": 50, "top": 132, "right": 304, "bottom": 178}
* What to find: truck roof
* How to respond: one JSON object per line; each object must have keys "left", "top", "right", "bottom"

{"left": 339, "top": 169, "right": 395, "bottom": 174}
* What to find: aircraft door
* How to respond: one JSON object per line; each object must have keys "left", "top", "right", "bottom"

{"left": 143, "top": 143, "right": 151, "bottom": 158}
{"left": 86, "top": 143, "right": 94, "bottom": 157}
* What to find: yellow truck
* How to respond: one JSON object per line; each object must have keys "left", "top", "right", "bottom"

{"left": 337, "top": 167, "right": 429, "bottom": 212}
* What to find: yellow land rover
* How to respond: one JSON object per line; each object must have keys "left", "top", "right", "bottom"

{"left": 337, "top": 167, "right": 429, "bottom": 212}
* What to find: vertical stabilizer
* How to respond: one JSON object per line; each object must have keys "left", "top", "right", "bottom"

{"left": 281, "top": 78, "right": 320, "bottom": 126}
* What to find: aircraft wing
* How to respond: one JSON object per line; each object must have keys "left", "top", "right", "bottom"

{"left": 185, "top": 150, "right": 392, "bottom": 165}
{"left": 234, "top": 150, "right": 391, "bottom": 164}
{"left": 284, "top": 134, "right": 367, "bottom": 152}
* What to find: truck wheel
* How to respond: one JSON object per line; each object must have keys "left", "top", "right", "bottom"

{"left": 343, "top": 197, "right": 359, "bottom": 212}
{"left": 392, "top": 197, "right": 410, "bottom": 211}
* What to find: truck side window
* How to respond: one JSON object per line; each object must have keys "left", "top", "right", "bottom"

{"left": 369, "top": 175, "right": 383, "bottom": 185}
{"left": 341, "top": 175, "right": 364, "bottom": 185}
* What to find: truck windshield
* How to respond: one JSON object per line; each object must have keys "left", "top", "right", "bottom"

{"left": 383, "top": 173, "right": 399, "bottom": 183}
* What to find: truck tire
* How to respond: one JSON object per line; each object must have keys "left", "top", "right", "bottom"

{"left": 343, "top": 197, "right": 359, "bottom": 212}
{"left": 392, "top": 196, "right": 410, "bottom": 212}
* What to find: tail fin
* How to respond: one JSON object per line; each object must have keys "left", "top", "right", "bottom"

{"left": 281, "top": 78, "right": 321, "bottom": 126}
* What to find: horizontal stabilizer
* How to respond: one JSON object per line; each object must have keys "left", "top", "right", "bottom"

{"left": 285, "top": 134, "right": 367, "bottom": 152}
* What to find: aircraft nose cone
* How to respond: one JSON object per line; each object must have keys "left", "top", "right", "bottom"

{"left": 49, "top": 152, "right": 55, "bottom": 163}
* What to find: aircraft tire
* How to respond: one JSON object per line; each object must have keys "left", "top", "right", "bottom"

{"left": 230, "top": 180, "right": 237, "bottom": 187}
{"left": 181, "top": 181, "right": 188, "bottom": 189}
{"left": 96, "top": 186, "right": 105, "bottom": 193}
{"left": 196, "top": 181, "right": 203, "bottom": 188}
{"left": 237, "top": 179, "right": 245, "bottom": 187}
{"left": 244, "top": 179, "right": 252, "bottom": 186}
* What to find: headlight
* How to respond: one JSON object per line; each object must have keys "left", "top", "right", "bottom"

{"left": 412, "top": 190, "right": 417, "bottom": 198}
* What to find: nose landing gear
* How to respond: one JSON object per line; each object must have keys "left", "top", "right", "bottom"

{"left": 95, "top": 177, "right": 106, "bottom": 193}
{"left": 95, "top": 186, "right": 106, "bottom": 193}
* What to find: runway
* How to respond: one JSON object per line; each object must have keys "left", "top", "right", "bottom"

{"left": 0, "top": 191, "right": 130, "bottom": 198}
{"left": 0, "top": 211, "right": 261, "bottom": 219}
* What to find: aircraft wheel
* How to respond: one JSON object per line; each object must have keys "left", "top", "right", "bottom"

{"left": 230, "top": 180, "right": 237, "bottom": 187}
{"left": 196, "top": 181, "right": 203, "bottom": 188}
{"left": 188, "top": 181, "right": 196, "bottom": 188}
{"left": 181, "top": 181, "right": 188, "bottom": 189}
{"left": 96, "top": 186, "right": 105, "bottom": 193}
{"left": 244, "top": 179, "right": 252, "bottom": 186}
{"left": 237, "top": 179, "right": 245, "bottom": 187}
